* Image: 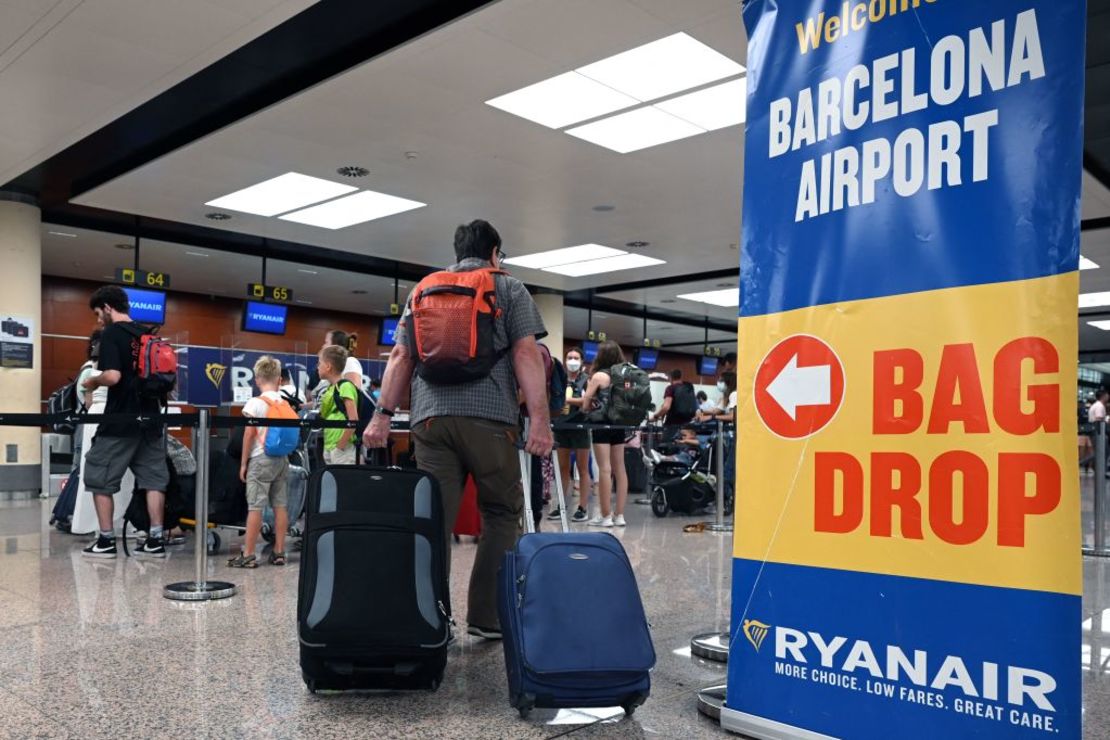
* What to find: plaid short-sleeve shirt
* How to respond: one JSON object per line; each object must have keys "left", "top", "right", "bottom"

{"left": 396, "top": 258, "right": 547, "bottom": 426}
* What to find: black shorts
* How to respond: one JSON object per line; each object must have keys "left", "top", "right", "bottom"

{"left": 554, "top": 428, "right": 591, "bottom": 450}
{"left": 592, "top": 428, "right": 632, "bottom": 446}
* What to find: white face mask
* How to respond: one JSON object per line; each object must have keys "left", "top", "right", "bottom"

{"left": 717, "top": 381, "right": 727, "bottom": 392}
{"left": 566, "top": 359, "right": 582, "bottom": 372}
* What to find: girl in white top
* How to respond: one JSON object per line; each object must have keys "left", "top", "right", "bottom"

{"left": 311, "top": 329, "right": 363, "bottom": 401}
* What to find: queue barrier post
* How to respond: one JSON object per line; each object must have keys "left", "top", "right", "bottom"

{"left": 1088, "top": 420, "right": 1110, "bottom": 557}
{"left": 165, "top": 407, "right": 237, "bottom": 601}
{"left": 704, "top": 420, "right": 732, "bottom": 535}
{"left": 690, "top": 419, "right": 732, "bottom": 663}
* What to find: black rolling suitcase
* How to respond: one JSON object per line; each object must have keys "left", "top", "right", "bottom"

{"left": 298, "top": 465, "right": 450, "bottom": 692}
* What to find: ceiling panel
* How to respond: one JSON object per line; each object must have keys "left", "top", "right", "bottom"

{"left": 601, "top": 275, "right": 739, "bottom": 321}
{"left": 563, "top": 307, "right": 736, "bottom": 356}
{"left": 74, "top": 0, "right": 746, "bottom": 293}
{"left": 0, "top": 0, "right": 317, "bottom": 185}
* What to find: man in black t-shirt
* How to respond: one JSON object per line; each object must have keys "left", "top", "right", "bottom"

{"left": 652, "top": 368, "right": 697, "bottom": 428}
{"left": 80, "top": 285, "right": 170, "bottom": 559}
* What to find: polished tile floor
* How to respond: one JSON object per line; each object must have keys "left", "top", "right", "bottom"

{"left": 0, "top": 494, "right": 734, "bottom": 739}
{"left": 1, "top": 482, "right": 1108, "bottom": 739}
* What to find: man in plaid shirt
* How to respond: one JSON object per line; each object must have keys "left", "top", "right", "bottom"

{"left": 364, "top": 219, "right": 552, "bottom": 640}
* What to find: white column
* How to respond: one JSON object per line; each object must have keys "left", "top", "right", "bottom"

{"left": 532, "top": 292, "right": 563, "bottom": 359}
{"left": 0, "top": 195, "right": 42, "bottom": 495}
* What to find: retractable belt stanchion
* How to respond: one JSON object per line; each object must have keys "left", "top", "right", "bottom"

{"left": 165, "top": 408, "right": 236, "bottom": 601}
{"left": 703, "top": 420, "right": 732, "bottom": 534}
{"left": 633, "top": 424, "right": 655, "bottom": 506}
{"left": 691, "top": 419, "right": 733, "bottom": 663}
{"left": 1087, "top": 420, "right": 1109, "bottom": 557}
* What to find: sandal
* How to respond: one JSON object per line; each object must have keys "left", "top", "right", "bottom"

{"left": 269, "top": 551, "right": 287, "bottom": 566}
{"left": 227, "top": 553, "right": 257, "bottom": 568}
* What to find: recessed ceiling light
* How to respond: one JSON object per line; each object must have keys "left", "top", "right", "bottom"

{"left": 1081, "top": 256, "right": 1099, "bottom": 270}
{"left": 486, "top": 71, "right": 638, "bottom": 129}
{"left": 566, "top": 107, "right": 704, "bottom": 154}
{"left": 206, "top": 172, "right": 356, "bottom": 217}
{"left": 114, "top": 242, "right": 134, "bottom": 250}
{"left": 716, "top": 282, "right": 736, "bottom": 288}
{"left": 48, "top": 230, "right": 76, "bottom": 238}
{"left": 101, "top": 275, "right": 114, "bottom": 280}
{"left": 279, "top": 190, "right": 425, "bottom": 230}
{"left": 677, "top": 289, "right": 740, "bottom": 307}
{"left": 298, "top": 268, "right": 318, "bottom": 275}
{"left": 660, "top": 298, "right": 677, "bottom": 304}
{"left": 655, "top": 77, "right": 747, "bottom": 131}
{"left": 336, "top": 166, "right": 369, "bottom": 178}
{"left": 625, "top": 240, "right": 650, "bottom": 248}
{"left": 296, "top": 299, "right": 313, "bottom": 305}
{"left": 576, "top": 32, "right": 744, "bottom": 103}
{"left": 186, "top": 251, "right": 209, "bottom": 258}
{"left": 351, "top": 289, "right": 368, "bottom": 295}
{"left": 1080, "top": 292, "right": 1110, "bottom": 309}
{"left": 504, "top": 244, "right": 625, "bottom": 270}
{"left": 544, "top": 253, "right": 666, "bottom": 276}
{"left": 593, "top": 205, "right": 616, "bottom": 212}
{"left": 205, "top": 212, "right": 232, "bottom": 220}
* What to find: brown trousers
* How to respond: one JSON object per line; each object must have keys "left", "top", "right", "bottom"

{"left": 411, "top": 416, "right": 523, "bottom": 629}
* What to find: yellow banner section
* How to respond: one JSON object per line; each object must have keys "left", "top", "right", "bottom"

{"left": 735, "top": 272, "right": 1079, "bottom": 595}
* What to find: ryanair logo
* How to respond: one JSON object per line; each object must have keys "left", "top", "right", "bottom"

{"left": 205, "top": 363, "right": 227, "bottom": 388}
{"left": 743, "top": 619, "right": 772, "bottom": 652}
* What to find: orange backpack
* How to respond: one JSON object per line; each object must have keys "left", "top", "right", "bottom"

{"left": 408, "top": 268, "right": 504, "bottom": 384}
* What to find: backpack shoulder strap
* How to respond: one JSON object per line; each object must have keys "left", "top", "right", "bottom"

{"left": 332, "top": 380, "right": 353, "bottom": 419}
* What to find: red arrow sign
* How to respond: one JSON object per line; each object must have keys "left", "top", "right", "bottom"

{"left": 754, "top": 335, "right": 845, "bottom": 439}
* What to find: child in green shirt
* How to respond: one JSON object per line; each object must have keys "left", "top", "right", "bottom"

{"left": 318, "top": 344, "right": 359, "bottom": 465}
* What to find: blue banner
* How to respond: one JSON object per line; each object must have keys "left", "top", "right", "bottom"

{"left": 726, "top": 1, "right": 1084, "bottom": 739}
{"left": 179, "top": 347, "right": 384, "bottom": 407}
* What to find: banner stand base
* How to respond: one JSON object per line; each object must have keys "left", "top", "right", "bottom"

{"left": 697, "top": 684, "right": 726, "bottom": 721}
{"left": 719, "top": 707, "right": 837, "bottom": 739}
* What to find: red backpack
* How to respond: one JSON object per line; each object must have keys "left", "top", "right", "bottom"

{"left": 123, "top": 324, "right": 177, "bottom": 398}
{"left": 407, "top": 268, "right": 505, "bottom": 384}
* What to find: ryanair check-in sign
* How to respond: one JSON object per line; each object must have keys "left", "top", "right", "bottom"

{"left": 724, "top": 2, "right": 1085, "bottom": 738}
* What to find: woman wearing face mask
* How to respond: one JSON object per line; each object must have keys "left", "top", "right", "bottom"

{"left": 548, "top": 347, "right": 593, "bottom": 524}
{"left": 699, "top": 371, "right": 738, "bottom": 423}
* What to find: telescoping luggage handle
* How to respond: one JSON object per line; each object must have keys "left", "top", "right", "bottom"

{"left": 518, "top": 418, "right": 569, "bottom": 534}
{"left": 519, "top": 446, "right": 569, "bottom": 534}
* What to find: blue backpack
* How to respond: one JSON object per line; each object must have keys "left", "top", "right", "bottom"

{"left": 260, "top": 396, "right": 300, "bottom": 457}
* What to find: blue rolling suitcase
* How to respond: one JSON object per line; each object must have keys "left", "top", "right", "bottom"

{"left": 498, "top": 450, "right": 655, "bottom": 718}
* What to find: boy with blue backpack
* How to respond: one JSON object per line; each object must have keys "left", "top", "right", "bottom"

{"left": 231, "top": 356, "right": 298, "bottom": 568}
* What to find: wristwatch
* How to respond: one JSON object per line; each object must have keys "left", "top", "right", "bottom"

{"left": 378, "top": 407, "right": 395, "bottom": 418}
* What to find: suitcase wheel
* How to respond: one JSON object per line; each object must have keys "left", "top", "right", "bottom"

{"left": 261, "top": 523, "right": 275, "bottom": 544}
{"left": 622, "top": 692, "right": 648, "bottom": 717}
{"left": 650, "top": 487, "right": 668, "bottom": 518}
{"left": 206, "top": 531, "right": 221, "bottom": 554}
{"left": 305, "top": 680, "right": 317, "bottom": 694}
{"left": 516, "top": 694, "right": 535, "bottom": 719}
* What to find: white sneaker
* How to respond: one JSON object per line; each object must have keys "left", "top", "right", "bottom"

{"left": 613, "top": 514, "right": 627, "bottom": 527}
{"left": 588, "top": 515, "right": 614, "bottom": 528}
